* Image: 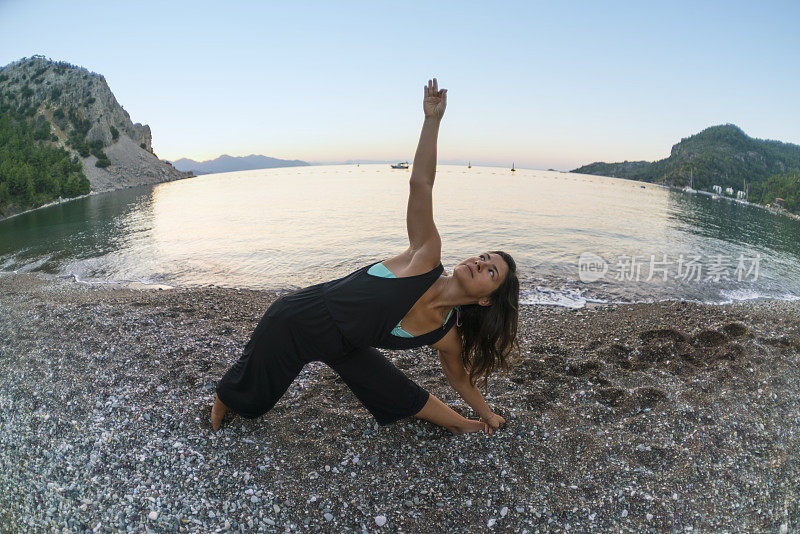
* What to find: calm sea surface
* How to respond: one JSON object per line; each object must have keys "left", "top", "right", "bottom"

{"left": 2, "top": 164, "right": 800, "bottom": 307}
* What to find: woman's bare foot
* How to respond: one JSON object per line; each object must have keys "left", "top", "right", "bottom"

{"left": 211, "top": 395, "right": 228, "bottom": 432}
{"left": 450, "top": 418, "right": 487, "bottom": 435}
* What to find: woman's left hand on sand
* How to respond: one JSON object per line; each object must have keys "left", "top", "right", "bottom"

{"left": 482, "top": 412, "right": 506, "bottom": 434}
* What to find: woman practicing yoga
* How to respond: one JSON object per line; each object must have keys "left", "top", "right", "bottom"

{"left": 211, "top": 78, "right": 519, "bottom": 435}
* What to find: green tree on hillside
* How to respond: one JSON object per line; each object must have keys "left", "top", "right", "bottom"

{"left": 0, "top": 92, "right": 90, "bottom": 216}
{"left": 748, "top": 171, "right": 800, "bottom": 214}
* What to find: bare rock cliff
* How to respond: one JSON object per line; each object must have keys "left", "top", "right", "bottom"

{"left": 0, "top": 56, "right": 192, "bottom": 193}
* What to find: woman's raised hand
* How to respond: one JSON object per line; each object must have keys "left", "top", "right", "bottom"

{"left": 423, "top": 78, "right": 447, "bottom": 120}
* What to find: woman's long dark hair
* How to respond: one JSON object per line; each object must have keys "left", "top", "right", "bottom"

{"left": 457, "top": 250, "right": 520, "bottom": 392}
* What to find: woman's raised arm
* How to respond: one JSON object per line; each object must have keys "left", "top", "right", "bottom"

{"left": 406, "top": 78, "right": 447, "bottom": 261}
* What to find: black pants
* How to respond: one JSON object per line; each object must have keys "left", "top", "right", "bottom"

{"left": 216, "top": 286, "right": 430, "bottom": 426}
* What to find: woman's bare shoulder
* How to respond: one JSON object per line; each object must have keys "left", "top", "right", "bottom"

{"left": 381, "top": 246, "right": 441, "bottom": 278}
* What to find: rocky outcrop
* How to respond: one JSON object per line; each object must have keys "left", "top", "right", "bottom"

{"left": 0, "top": 55, "right": 192, "bottom": 193}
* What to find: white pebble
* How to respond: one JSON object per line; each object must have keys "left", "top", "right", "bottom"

{"left": 621, "top": 509, "right": 628, "bottom": 518}
{"left": 375, "top": 515, "right": 387, "bottom": 527}
{"left": 487, "top": 518, "right": 496, "bottom": 528}
{"left": 500, "top": 507, "right": 508, "bottom": 517}
{"left": 148, "top": 511, "right": 158, "bottom": 520}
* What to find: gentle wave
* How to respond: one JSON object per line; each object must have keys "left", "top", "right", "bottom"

{"left": 1, "top": 266, "right": 793, "bottom": 310}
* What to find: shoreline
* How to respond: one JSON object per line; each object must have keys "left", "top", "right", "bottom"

{"left": 0, "top": 176, "right": 196, "bottom": 224}
{"left": 656, "top": 183, "right": 800, "bottom": 221}
{"left": 0, "top": 191, "right": 94, "bottom": 222}
{"left": 15, "top": 269, "right": 800, "bottom": 309}
{"left": 567, "top": 174, "right": 800, "bottom": 222}
{"left": 0, "top": 162, "right": 346, "bottom": 224}
{"left": 0, "top": 186, "right": 152, "bottom": 224}
{"left": 1, "top": 271, "right": 799, "bottom": 531}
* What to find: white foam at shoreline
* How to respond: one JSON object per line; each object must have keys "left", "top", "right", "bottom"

{"left": 1, "top": 267, "right": 797, "bottom": 307}
{"left": 520, "top": 285, "right": 800, "bottom": 309}
{"left": 58, "top": 272, "right": 176, "bottom": 290}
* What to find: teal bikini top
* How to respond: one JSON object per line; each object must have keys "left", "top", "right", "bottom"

{"left": 367, "top": 262, "right": 462, "bottom": 338}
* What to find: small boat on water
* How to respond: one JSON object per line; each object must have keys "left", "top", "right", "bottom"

{"left": 468, "top": 161, "right": 471, "bottom": 169}
{"left": 511, "top": 162, "right": 516, "bottom": 172}
{"left": 391, "top": 162, "right": 409, "bottom": 169}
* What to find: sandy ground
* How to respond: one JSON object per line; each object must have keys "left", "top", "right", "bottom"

{"left": 0, "top": 272, "right": 798, "bottom": 532}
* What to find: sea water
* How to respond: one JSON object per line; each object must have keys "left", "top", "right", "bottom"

{"left": 2, "top": 164, "right": 799, "bottom": 307}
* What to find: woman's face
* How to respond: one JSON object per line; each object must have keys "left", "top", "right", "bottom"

{"left": 454, "top": 252, "right": 509, "bottom": 302}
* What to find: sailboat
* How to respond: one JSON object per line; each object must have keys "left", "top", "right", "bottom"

{"left": 511, "top": 162, "right": 516, "bottom": 172}
{"left": 682, "top": 167, "right": 696, "bottom": 193}
{"left": 468, "top": 161, "right": 471, "bottom": 169}
{"left": 735, "top": 178, "right": 749, "bottom": 204}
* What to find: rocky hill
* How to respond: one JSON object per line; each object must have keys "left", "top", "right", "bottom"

{"left": 0, "top": 55, "right": 192, "bottom": 216}
{"left": 570, "top": 160, "right": 651, "bottom": 180}
{"left": 172, "top": 154, "right": 308, "bottom": 175}
{"left": 572, "top": 124, "right": 800, "bottom": 193}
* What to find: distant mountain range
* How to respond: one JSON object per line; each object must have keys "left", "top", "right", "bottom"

{"left": 571, "top": 124, "right": 800, "bottom": 191}
{"left": 171, "top": 154, "right": 309, "bottom": 175}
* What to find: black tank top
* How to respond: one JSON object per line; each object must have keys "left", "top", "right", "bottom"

{"left": 321, "top": 260, "right": 458, "bottom": 350}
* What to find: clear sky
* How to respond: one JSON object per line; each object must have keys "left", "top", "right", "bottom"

{"left": 1, "top": 0, "right": 798, "bottom": 169}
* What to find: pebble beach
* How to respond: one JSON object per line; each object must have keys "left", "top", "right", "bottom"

{"left": 1, "top": 272, "right": 799, "bottom": 533}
